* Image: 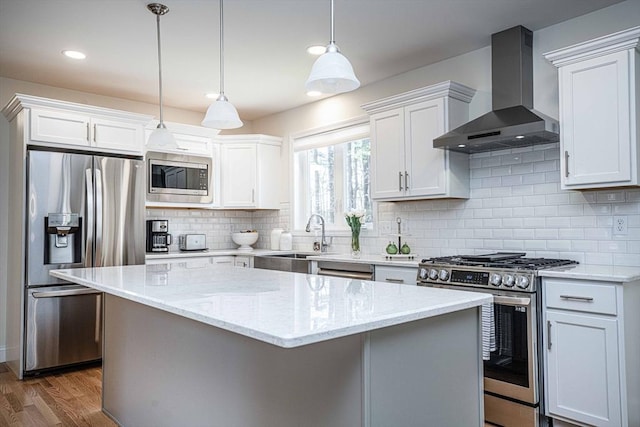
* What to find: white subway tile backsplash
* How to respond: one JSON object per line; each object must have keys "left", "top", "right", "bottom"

{"left": 534, "top": 206, "right": 558, "bottom": 217}
{"left": 155, "top": 145, "right": 638, "bottom": 266}
{"left": 547, "top": 240, "right": 572, "bottom": 251}
{"left": 513, "top": 229, "right": 535, "bottom": 239}
{"left": 596, "top": 191, "right": 625, "bottom": 203}
{"left": 585, "top": 252, "right": 614, "bottom": 265}
{"left": 523, "top": 173, "right": 546, "bottom": 185}
{"left": 521, "top": 150, "right": 545, "bottom": 163}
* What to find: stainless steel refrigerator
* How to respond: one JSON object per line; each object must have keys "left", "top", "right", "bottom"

{"left": 24, "top": 148, "right": 145, "bottom": 375}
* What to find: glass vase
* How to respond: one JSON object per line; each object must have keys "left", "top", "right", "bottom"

{"left": 351, "top": 231, "right": 361, "bottom": 259}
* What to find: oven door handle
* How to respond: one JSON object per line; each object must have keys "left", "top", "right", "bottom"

{"left": 493, "top": 295, "right": 531, "bottom": 306}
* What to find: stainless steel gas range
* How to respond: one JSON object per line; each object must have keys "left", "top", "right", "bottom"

{"left": 417, "top": 252, "right": 578, "bottom": 427}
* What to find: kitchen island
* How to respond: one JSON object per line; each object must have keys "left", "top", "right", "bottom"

{"left": 52, "top": 263, "right": 492, "bottom": 427}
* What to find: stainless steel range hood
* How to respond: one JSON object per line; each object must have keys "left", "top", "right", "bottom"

{"left": 433, "top": 26, "right": 559, "bottom": 153}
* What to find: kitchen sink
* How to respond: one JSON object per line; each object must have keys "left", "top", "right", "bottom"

{"left": 253, "top": 253, "right": 314, "bottom": 273}
{"left": 266, "top": 253, "right": 310, "bottom": 259}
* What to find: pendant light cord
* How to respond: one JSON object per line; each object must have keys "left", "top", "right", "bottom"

{"left": 330, "top": 0, "right": 335, "bottom": 44}
{"left": 155, "top": 12, "right": 166, "bottom": 128}
{"left": 219, "top": 0, "right": 225, "bottom": 97}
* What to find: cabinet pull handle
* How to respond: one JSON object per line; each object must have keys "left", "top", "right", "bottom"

{"left": 547, "top": 321, "right": 552, "bottom": 350}
{"left": 252, "top": 189, "right": 255, "bottom": 203}
{"left": 560, "top": 295, "right": 594, "bottom": 302}
{"left": 385, "top": 278, "right": 404, "bottom": 283}
{"left": 564, "top": 151, "right": 569, "bottom": 177}
{"left": 404, "top": 171, "right": 409, "bottom": 190}
{"left": 398, "top": 171, "right": 403, "bottom": 191}
{"left": 86, "top": 123, "right": 90, "bottom": 141}
{"left": 93, "top": 124, "right": 97, "bottom": 142}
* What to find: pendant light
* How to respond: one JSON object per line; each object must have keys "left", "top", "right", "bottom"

{"left": 202, "top": 0, "right": 243, "bottom": 129}
{"left": 306, "top": 0, "right": 360, "bottom": 94}
{"left": 147, "top": 3, "right": 177, "bottom": 149}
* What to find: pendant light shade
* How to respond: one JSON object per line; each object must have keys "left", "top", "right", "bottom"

{"left": 147, "top": 3, "right": 177, "bottom": 149}
{"left": 202, "top": 94, "right": 242, "bottom": 129}
{"left": 305, "top": 0, "right": 359, "bottom": 94}
{"left": 202, "top": 0, "right": 243, "bottom": 130}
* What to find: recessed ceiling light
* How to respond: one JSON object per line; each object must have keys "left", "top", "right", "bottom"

{"left": 205, "top": 92, "right": 219, "bottom": 99}
{"left": 62, "top": 50, "right": 86, "bottom": 60}
{"left": 306, "top": 45, "right": 326, "bottom": 55}
{"left": 306, "top": 90, "right": 322, "bottom": 97}
{"left": 515, "top": 135, "right": 525, "bottom": 139}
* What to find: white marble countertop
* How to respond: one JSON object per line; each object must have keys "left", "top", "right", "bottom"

{"left": 306, "top": 253, "right": 421, "bottom": 267}
{"left": 51, "top": 264, "right": 490, "bottom": 348}
{"left": 146, "top": 249, "right": 422, "bottom": 267}
{"left": 539, "top": 264, "right": 640, "bottom": 282}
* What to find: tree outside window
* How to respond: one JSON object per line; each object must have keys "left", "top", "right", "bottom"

{"left": 293, "top": 122, "right": 372, "bottom": 231}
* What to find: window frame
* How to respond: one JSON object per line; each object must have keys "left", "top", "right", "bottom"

{"left": 290, "top": 116, "right": 373, "bottom": 235}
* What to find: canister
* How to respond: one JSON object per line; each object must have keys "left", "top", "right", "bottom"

{"left": 270, "top": 228, "right": 283, "bottom": 250}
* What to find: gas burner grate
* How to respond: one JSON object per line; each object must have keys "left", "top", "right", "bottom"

{"left": 422, "top": 256, "right": 578, "bottom": 270}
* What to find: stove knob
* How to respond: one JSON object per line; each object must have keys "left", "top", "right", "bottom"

{"left": 419, "top": 267, "right": 429, "bottom": 280}
{"left": 516, "top": 275, "right": 530, "bottom": 289}
{"left": 502, "top": 274, "right": 515, "bottom": 287}
{"left": 489, "top": 273, "right": 502, "bottom": 286}
{"left": 428, "top": 268, "right": 439, "bottom": 280}
{"left": 439, "top": 269, "right": 450, "bottom": 281}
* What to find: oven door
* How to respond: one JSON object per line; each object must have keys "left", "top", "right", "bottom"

{"left": 484, "top": 292, "right": 538, "bottom": 405}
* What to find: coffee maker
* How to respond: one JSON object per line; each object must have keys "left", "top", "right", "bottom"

{"left": 146, "top": 220, "right": 172, "bottom": 253}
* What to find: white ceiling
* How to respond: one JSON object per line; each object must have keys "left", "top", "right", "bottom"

{"left": 0, "top": 0, "right": 624, "bottom": 121}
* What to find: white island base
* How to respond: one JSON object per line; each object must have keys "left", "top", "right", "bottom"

{"left": 102, "top": 294, "right": 483, "bottom": 427}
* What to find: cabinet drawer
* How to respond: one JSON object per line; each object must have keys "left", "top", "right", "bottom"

{"left": 544, "top": 279, "right": 617, "bottom": 315}
{"left": 375, "top": 265, "right": 417, "bottom": 285}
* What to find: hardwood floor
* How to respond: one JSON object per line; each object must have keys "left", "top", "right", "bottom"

{"left": 0, "top": 363, "right": 116, "bottom": 427}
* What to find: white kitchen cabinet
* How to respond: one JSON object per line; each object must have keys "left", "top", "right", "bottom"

{"left": 362, "top": 81, "right": 475, "bottom": 201}
{"left": 544, "top": 27, "right": 640, "bottom": 190}
{"left": 234, "top": 256, "right": 252, "bottom": 268}
{"left": 211, "top": 256, "right": 235, "bottom": 266}
{"left": 218, "top": 135, "right": 282, "bottom": 209}
{"left": 543, "top": 277, "right": 640, "bottom": 427}
{"left": 374, "top": 265, "right": 417, "bottom": 285}
{"left": 27, "top": 101, "right": 149, "bottom": 155}
{"left": 144, "top": 121, "right": 219, "bottom": 157}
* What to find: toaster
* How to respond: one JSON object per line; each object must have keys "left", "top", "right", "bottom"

{"left": 178, "top": 234, "right": 207, "bottom": 251}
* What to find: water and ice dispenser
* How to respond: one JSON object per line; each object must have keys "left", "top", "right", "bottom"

{"left": 44, "top": 213, "right": 81, "bottom": 264}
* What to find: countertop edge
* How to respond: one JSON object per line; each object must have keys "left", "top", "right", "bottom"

{"left": 50, "top": 269, "right": 490, "bottom": 348}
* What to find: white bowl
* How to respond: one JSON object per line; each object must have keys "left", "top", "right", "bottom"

{"left": 231, "top": 231, "right": 259, "bottom": 251}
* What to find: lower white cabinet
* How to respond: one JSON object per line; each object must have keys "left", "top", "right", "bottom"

{"left": 234, "top": 256, "right": 252, "bottom": 268}
{"left": 147, "top": 255, "right": 253, "bottom": 268}
{"left": 543, "top": 277, "right": 640, "bottom": 427}
{"left": 374, "top": 265, "right": 417, "bottom": 285}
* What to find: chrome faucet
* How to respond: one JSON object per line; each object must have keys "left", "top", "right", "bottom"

{"left": 305, "top": 214, "right": 330, "bottom": 252}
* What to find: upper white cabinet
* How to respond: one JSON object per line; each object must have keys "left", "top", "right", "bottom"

{"left": 3, "top": 95, "right": 152, "bottom": 155}
{"left": 543, "top": 277, "right": 640, "bottom": 427}
{"left": 144, "top": 120, "right": 220, "bottom": 157}
{"left": 217, "top": 135, "right": 282, "bottom": 209}
{"left": 362, "top": 81, "right": 475, "bottom": 201}
{"left": 544, "top": 27, "right": 640, "bottom": 190}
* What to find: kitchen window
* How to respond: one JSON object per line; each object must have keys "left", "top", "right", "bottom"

{"left": 293, "top": 119, "right": 372, "bottom": 232}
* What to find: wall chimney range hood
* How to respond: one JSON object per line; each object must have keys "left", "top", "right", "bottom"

{"left": 433, "top": 25, "right": 559, "bottom": 153}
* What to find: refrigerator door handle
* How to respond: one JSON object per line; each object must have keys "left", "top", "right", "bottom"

{"left": 95, "top": 167, "right": 103, "bottom": 266}
{"left": 95, "top": 293, "right": 102, "bottom": 343}
{"left": 85, "top": 168, "right": 94, "bottom": 266}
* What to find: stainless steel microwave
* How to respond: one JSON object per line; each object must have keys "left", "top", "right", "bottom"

{"left": 147, "top": 151, "right": 213, "bottom": 204}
